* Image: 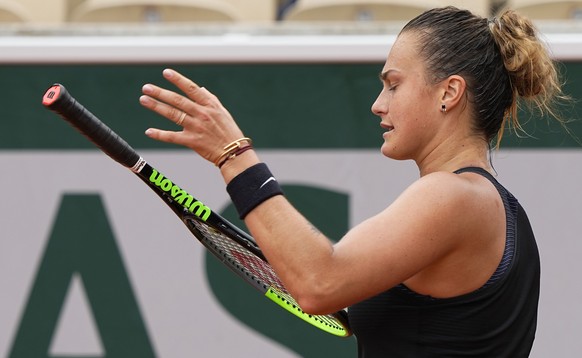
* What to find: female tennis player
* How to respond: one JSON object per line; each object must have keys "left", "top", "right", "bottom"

{"left": 139, "top": 6, "right": 566, "bottom": 357}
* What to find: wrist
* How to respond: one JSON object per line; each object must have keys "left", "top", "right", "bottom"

{"left": 226, "top": 162, "right": 284, "bottom": 219}
{"left": 219, "top": 149, "right": 261, "bottom": 184}
{"left": 214, "top": 137, "right": 253, "bottom": 168}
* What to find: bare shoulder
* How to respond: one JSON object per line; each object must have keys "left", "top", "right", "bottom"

{"left": 398, "top": 170, "right": 493, "bottom": 210}
{"left": 387, "top": 170, "right": 502, "bottom": 247}
{"left": 332, "top": 169, "right": 504, "bottom": 302}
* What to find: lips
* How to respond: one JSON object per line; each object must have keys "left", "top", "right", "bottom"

{"left": 380, "top": 123, "right": 394, "bottom": 132}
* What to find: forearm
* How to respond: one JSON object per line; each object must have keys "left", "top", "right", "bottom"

{"left": 219, "top": 151, "right": 338, "bottom": 312}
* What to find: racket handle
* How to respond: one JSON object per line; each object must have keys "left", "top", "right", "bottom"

{"left": 42, "top": 84, "right": 142, "bottom": 170}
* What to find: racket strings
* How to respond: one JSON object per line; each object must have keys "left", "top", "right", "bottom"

{"left": 191, "top": 218, "right": 291, "bottom": 291}
{"left": 187, "top": 218, "right": 348, "bottom": 332}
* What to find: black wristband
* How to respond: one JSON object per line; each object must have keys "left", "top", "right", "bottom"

{"left": 226, "top": 163, "right": 284, "bottom": 219}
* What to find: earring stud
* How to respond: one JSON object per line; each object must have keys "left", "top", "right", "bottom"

{"left": 441, "top": 104, "right": 447, "bottom": 113}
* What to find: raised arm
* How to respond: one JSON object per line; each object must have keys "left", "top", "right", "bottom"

{"left": 139, "top": 68, "right": 502, "bottom": 314}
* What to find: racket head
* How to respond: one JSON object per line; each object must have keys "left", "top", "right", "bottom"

{"left": 184, "top": 216, "right": 352, "bottom": 337}
{"left": 136, "top": 162, "right": 352, "bottom": 336}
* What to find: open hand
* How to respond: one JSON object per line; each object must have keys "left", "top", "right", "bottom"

{"left": 140, "top": 68, "right": 246, "bottom": 164}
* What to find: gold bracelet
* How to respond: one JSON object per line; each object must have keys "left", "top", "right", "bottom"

{"left": 214, "top": 137, "right": 253, "bottom": 167}
{"left": 217, "top": 145, "right": 253, "bottom": 168}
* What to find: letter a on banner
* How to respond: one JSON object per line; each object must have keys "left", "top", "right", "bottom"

{"left": 9, "top": 194, "right": 155, "bottom": 358}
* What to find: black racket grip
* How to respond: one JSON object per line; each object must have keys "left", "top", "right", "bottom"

{"left": 42, "top": 84, "right": 141, "bottom": 170}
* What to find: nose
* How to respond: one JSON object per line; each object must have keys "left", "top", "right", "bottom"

{"left": 371, "top": 90, "right": 387, "bottom": 117}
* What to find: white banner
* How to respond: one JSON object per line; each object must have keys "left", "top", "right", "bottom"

{"left": 1, "top": 149, "right": 580, "bottom": 357}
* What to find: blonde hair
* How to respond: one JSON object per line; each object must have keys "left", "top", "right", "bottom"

{"left": 489, "top": 10, "right": 567, "bottom": 146}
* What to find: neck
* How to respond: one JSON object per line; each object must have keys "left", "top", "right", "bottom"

{"left": 416, "top": 135, "right": 491, "bottom": 177}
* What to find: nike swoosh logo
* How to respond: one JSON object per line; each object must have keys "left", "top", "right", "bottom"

{"left": 259, "top": 176, "right": 276, "bottom": 189}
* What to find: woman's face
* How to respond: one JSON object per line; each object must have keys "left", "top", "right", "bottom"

{"left": 372, "top": 31, "right": 443, "bottom": 162}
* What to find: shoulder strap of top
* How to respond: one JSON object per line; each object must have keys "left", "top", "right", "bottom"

{"left": 454, "top": 166, "right": 509, "bottom": 201}
{"left": 454, "top": 167, "right": 517, "bottom": 290}
{"left": 454, "top": 167, "right": 497, "bottom": 183}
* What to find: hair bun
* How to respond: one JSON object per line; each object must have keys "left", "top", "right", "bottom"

{"left": 489, "top": 10, "right": 559, "bottom": 100}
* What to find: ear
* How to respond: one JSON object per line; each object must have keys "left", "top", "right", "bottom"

{"left": 440, "top": 75, "right": 466, "bottom": 112}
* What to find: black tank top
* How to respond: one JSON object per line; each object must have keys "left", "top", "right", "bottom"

{"left": 347, "top": 167, "right": 540, "bottom": 357}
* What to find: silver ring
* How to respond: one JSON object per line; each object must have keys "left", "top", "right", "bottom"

{"left": 177, "top": 111, "right": 187, "bottom": 126}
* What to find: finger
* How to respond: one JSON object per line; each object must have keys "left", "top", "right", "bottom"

{"left": 139, "top": 92, "right": 193, "bottom": 126}
{"left": 197, "top": 86, "right": 219, "bottom": 102}
{"left": 141, "top": 83, "right": 195, "bottom": 113}
{"left": 144, "top": 127, "right": 183, "bottom": 145}
{"left": 176, "top": 110, "right": 187, "bottom": 127}
{"left": 163, "top": 68, "right": 216, "bottom": 106}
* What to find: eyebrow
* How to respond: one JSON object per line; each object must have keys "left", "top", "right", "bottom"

{"left": 379, "top": 69, "right": 399, "bottom": 82}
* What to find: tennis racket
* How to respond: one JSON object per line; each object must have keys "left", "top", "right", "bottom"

{"left": 42, "top": 83, "right": 351, "bottom": 337}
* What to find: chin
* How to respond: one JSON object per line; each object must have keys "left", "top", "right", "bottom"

{"left": 381, "top": 144, "right": 408, "bottom": 161}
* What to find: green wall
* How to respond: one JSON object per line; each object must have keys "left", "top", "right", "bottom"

{"left": 2, "top": 62, "right": 580, "bottom": 150}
